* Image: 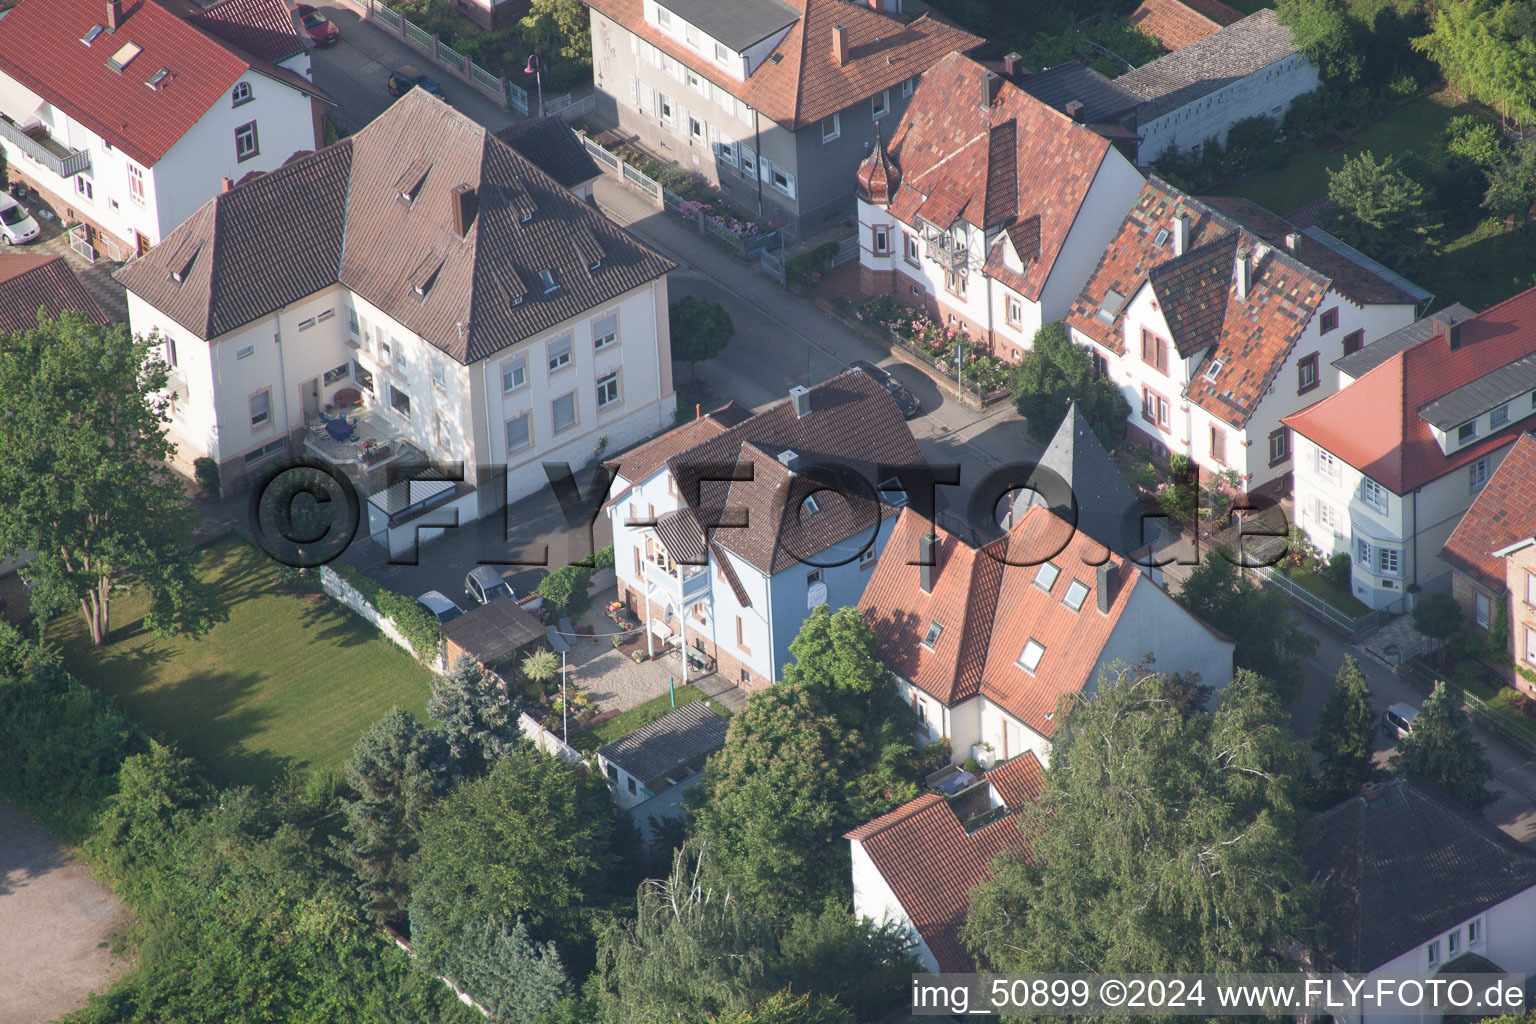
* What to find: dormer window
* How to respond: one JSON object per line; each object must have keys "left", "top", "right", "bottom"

{"left": 510, "top": 293, "right": 525, "bottom": 308}
{"left": 1016, "top": 639, "right": 1045, "bottom": 673}
{"left": 1458, "top": 420, "right": 1478, "bottom": 444}
{"left": 520, "top": 211, "right": 534, "bottom": 224}
{"left": 656, "top": 6, "right": 672, "bottom": 28}
{"left": 1096, "top": 289, "right": 1124, "bottom": 323}
{"left": 922, "top": 621, "right": 943, "bottom": 648}
{"left": 232, "top": 81, "right": 252, "bottom": 107}
{"left": 1491, "top": 403, "right": 1509, "bottom": 429}
{"left": 540, "top": 269, "right": 559, "bottom": 294}
{"left": 81, "top": 25, "right": 104, "bottom": 46}
{"left": 169, "top": 247, "right": 198, "bottom": 285}
{"left": 802, "top": 495, "right": 821, "bottom": 516}
{"left": 1204, "top": 359, "right": 1224, "bottom": 382}
{"left": 588, "top": 258, "right": 601, "bottom": 272}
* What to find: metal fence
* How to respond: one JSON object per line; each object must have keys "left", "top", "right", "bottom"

{"left": 1251, "top": 565, "right": 1391, "bottom": 639}
{"left": 68, "top": 225, "right": 96, "bottom": 265}
{"left": 622, "top": 161, "right": 662, "bottom": 200}
{"left": 582, "top": 136, "right": 620, "bottom": 171}
{"left": 1398, "top": 658, "right": 1536, "bottom": 758}
{"left": 437, "top": 41, "right": 467, "bottom": 73}
{"left": 832, "top": 234, "right": 859, "bottom": 266}
{"left": 760, "top": 248, "right": 786, "bottom": 286}
{"left": 469, "top": 61, "right": 500, "bottom": 92}
{"left": 373, "top": 1, "right": 401, "bottom": 29}
{"left": 403, "top": 17, "right": 432, "bottom": 50}
{"left": 507, "top": 80, "right": 529, "bottom": 116}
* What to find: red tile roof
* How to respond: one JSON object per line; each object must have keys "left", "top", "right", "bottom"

{"left": 1067, "top": 179, "right": 1420, "bottom": 429}
{"left": 1284, "top": 288, "right": 1536, "bottom": 494}
{"left": 182, "top": 0, "right": 305, "bottom": 64}
{"left": 586, "top": 0, "right": 980, "bottom": 131}
{"left": 844, "top": 753, "right": 1043, "bottom": 972}
{"left": 860, "top": 505, "right": 1146, "bottom": 736}
{"left": 1441, "top": 434, "right": 1536, "bottom": 590}
{"left": 0, "top": 0, "right": 314, "bottom": 168}
{"left": 1129, "top": 0, "right": 1243, "bottom": 50}
{"left": 0, "top": 253, "right": 110, "bottom": 332}
{"left": 871, "top": 52, "right": 1117, "bottom": 303}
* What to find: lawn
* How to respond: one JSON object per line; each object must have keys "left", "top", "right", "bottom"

{"left": 49, "top": 537, "right": 433, "bottom": 788}
{"left": 570, "top": 686, "right": 724, "bottom": 753}
{"left": 1285, "top": 568, "right": 1372, "bottom": 618}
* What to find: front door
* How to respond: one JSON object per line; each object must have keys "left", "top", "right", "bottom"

{"left": 300, "top": 377, "right": 320, "bottom": 422}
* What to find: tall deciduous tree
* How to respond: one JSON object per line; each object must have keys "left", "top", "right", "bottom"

{"left": 1311, "top": 656, "right": 1378, "bottom": 802}
{"left": 1415, "top": 0, "right": 1536, "bottom": 127}
{"left": 521, "top": 0, "right": 593, "bottom": 68}
{"left": 1320, "top": 151, "right": 1442, "bottom": 277}
{"left": 964, "top": 668, "right": 1314, "bottom": 973}
{"left": 0, "top": 312, "right": 216, "bottom": 645}
{"left": 1010, "top": 322, "right": 1129, "bottom": 448}
{"left": 1482, "top": 139, "right": 1536, "bottom": 220}
{"left": 332, "top": 708, "right": 445, "bottom": 924}
{"left": 1390, "top": 680, "right": 1497, "bottom": 809}
{"left": 1176, "top": 551, "right": 1318, "bottom": 702}
{"left": 408, "top": 746, "right": 617, "bottom": 963}
{"left": 427, "top": 657, "right": 522, "bottom": 780}
{"left": 669, "top": 297, "right": 735, "bottom": 382}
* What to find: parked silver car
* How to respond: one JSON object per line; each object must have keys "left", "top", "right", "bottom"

{"left": 1383, "top": 702, "right": 1418, "bottom": 741}
{"left": 464, "top": 565, "right": 515, "bottom": 605}
{"left": 417, "top": 590, "right": 465, "bottom": 625}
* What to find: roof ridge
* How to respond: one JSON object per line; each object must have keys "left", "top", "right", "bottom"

{"left": 845, "top": 791, "right": 947, "bottom": 840}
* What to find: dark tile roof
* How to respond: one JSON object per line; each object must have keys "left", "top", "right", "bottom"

{"left": 1148, "top": 232, "right": 1239, "bottom": 358}
{"left": 586, "top": 0, "right": 980, "bottom": 131}
{"left": 117, "top": 89, "right": 675, "bottom": 364}
{"left": 1016, "top": 61, "right": 1140, "bottom": 125}
{"left": 1014, "top": 403, "right": 1154, "bottom": 556}
{"left": 183, "top": 0, "right": 305, "bottom": 64}
{"left": 1334, "top": 302, "right": 1475, "bottom": 378}
{"left": 1114, "top": 9, "right": 1301, "bottom": 122}
{"left": 0, "top": 253, "right": 110, "bottom": 333}
{"left": 1129, "top": 0, "right": 1243, "bottom": 51}
{"left": 604, "top": 402, "right": 751, "bottom": 495}
{"left": 1304, "top": 777, "right": 1536, "bottom": 973}
{"left": 1419, "top": 353, "right": 1536, "bottom": 431}
{"left": 494, "top": 119, "right": 601, "bottom": 192}
{"left": 667, "top": 371, "right": 924, "bottom": 575}
{"left": 1441, "top": 433, "right": 1536, "bottom": 590}
{"left": 598, "top": 700, "right": 729, "bottom": 784}
{"left": 875, "top": 52, "right": 1116, "bottom": 303}
{"left": 655, "top": 0, "right": 799, "bottom": 51}
{"left": 440, "top": 599, "right": 546, "bottom": 664}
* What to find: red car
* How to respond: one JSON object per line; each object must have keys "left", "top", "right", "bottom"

{"left": 296, "top": 4, "right": 340, "bottom": 46}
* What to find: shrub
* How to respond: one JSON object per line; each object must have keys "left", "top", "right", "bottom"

{"left": 1387, "top": 72, "right": 1419, "bottom": 98}
{"left": 534, "top": 562, "right": 595, "bottom": 619}
{"left": 1326, "top": 552, "right": 1353, "bottom": 591}
{"left": 193, "top": 456, "right": 221, "bottom": 499}
{"left": 786, "top": 242, "right": 838, "bottom": 292}
{"left": 334, "top": 564, "right": 442, "bottom": 661}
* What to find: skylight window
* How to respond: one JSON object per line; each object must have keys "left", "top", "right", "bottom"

{"left": 106, "top": 41, "right": 143, "bottom": 73}
{"left": 802, "top": 495, "right": 821, "bottom": 516}
{"left": 540, "top": 269, "right": 559, "bottom": 294}
{"left": 1035, "top": 561, "right": 1060, "bottom": 591}
{"left": 1063, "top": 579, "right": 1090, "bottom": 612}
{"left": 81, "top": 25, "right": 104, "bottom": 46}
{"left": 1096, "top": 289, "right": 1125, "bottom": 323}
{"left": 922, "top": 621, "right": 943, "bottom": 648}
{"left": 1153, "top": 228, "right": 1169, "bottom": 246}
{"left": 146, "top": 67, "right": 170, "bottom": 91}
{"left": 1017, "top": 639, "right": 1045, "bottom": 673}
{"left": 1204, "top": 359, "right": 1224, "bottom": 382}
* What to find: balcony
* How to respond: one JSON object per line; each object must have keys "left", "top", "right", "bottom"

{"left": 922, "top": 228, "right": 968, "bottom": 272}
{"left": 0, "top": 115, "right": 90, "bottom": 178}
{"left": 302, "top": 403, "right": 419, "bottom": 474}
{"left": 643, "top": 558, "right": 710, "bottom": 605}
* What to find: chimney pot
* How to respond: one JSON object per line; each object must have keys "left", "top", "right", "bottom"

{"left": 1003, "top": 52, "right": 1023, "bottom": 80}
{"left": 1285, "top": 231, "right": 1301, "bottom": 251}
{"left": 832, "top": 24, "right": 849, "bottom": 66}
{"left": 919, "top": 531, "right": 937, "bottom": 593}
{"left": 1096, "top": 561, "right": 1112, "bottom": 613}
{"left": 1434, "top": 312, "right": 1463, "bottom": 352}
{"left": 107, "top": 0, "right": 123, "bottom": 32}
{"left": 980, "top": 70, "right": 1002, "bottom": 110}
{"left": 1235, "top": 247, "right": 1253, "bottom": 300}
{"left": 1173, "top": 213, "right": 1189, "bottom": 256}
{"left": 789, "top": 384, "right": 811, "bottom": 418}
{"left": 220, "top": 176, "right": 233, "bottom": 193}
{"left": 1064, "top": 99, "right": 1084, "bottom": 120}
{"left": 451, "top": 183, "right": 478, "bottom": 238}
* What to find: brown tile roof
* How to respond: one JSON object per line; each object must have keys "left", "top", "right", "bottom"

{"left": 117, "top": 89, "right": 675, "bottom": 364}
{"left": 605, "top": 402, "right": 749, "bottom": 496}
{"left": 182, "top": 0, "right": 305, "bottom": 64}
{"left": 1067, "top": 179, "right": 1420, "bottom": 429}
{"left": 493, "top": 118, "right": 602, "bottom": 192}
{"left": 860, "top": 505, "right": 1149, "bottom": 736}
{"left": 1284, "top": 288, "right": 1536, "bottom": 494}
{"left": 667, "top": 370, "right": 923, "bottom": 576}
{"left": 844, "top": 753, "right": 1043, "bottom": 972}
{"left": 878, "top": 52, "right": 1116, "bottom": 303}
{"left": 586, "top": 0, "right": 980, "bottom": 131}
{"left": 0, "top": 253, "right": 110, "bottom": 333}
{"left": 1441, "top": 434, "right": 1536, "bottom": 590}
{"left": 1129, "top": 0, "right": 1243, "bottom": 51}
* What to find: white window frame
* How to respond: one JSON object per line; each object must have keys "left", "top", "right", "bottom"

{"left": 1317, "top": 450, "right": 1338, "bottom": 480}
{"left": 921, "top": 621, "right": 943, "bottom": 648}
{"left": 1527, "top": 626, "right": 1536, "bottom": 665}
{"left": 658, "top": 92, "right": 675, "bottom": 126}
{"left": 872, "top": 89, "right": 890, "bottom": 119}
{"left": 1379, "top": 547, "right": 1400, "bottom": 577}
{"left": 547, "top": 336, "right": 572, "bottom": 373}
{"left": 596, "top": 370, "right": 620, "bottom": 409}
{"left": 1469, "top": 457, "right": 1490, "bottom": 492}
{"left": 1360, "top": 477, "right": 1388, "bottom": 515}
{"left": 1017, "top": 639, "right": 1045, "bottom": 673}
{"left": 1526, "top": 569, "right": 1536, "bottom": 607}
{"left": 763, "top": 159, "right": 795, "bottom": 199}
{"left": 431, "top": 359, "right": 447, "bottom": 392}
{"left": 388, "top": 384, "right": 411, "bottom": 420}
{"left": 249, "top": 389, "right": 271, "bottom": 428}
{"left": 901, "top": 77, "right": 914, "bottom": 98}
{"left": 593, "top": 313, "right": 618, "bottom": 350}
{"left": 502, "top": 356, "right": 527, "bottom": 393}
{"left": 1357, "top": 538, "right": 1373, "bottom": 572}
{"left": 234, "top": 121, "right": 259, "bottom": 161}
{"left": 1475, "top": 590, "right": 1491, "bottom": 629}
{"left": 872, "top": 224, "right": 889, "bottom": 255}
{"left": 821, "top": 113, "right": 840, "bottom": 143}
{"left": 127, "top": 163, "right": 146, "bottom": 206}
{"left": 505, "top": 412, "right": 532, "bottom": 453}
{"left": 1006, "top": 295, "right": 1023, "bottom": 328}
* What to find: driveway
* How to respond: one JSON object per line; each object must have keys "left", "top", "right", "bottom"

{"left": 306, "top": 3, "right": 516, "bottom": 135}
{"left": 0, "top": 801, "right": 133, "bottom": 1023}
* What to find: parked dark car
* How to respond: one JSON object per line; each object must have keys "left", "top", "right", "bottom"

{"left": 295, "top": 4, "right": 340, "bottom": 46}
{"left": 845, "top": 359, "right": 921, "bottom": 419}
{"left": 388, "top": 65, "right": 445, "bottom": 98}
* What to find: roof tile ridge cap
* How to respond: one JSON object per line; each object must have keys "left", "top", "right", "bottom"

{"left": 457, "top": 129, "right": 495, "bottom": 362}
{"left": 848, "top": 792, "right": 946, "bottom": 839}
{"left": 201, "top": 193, "right": 227, "bottom": 338}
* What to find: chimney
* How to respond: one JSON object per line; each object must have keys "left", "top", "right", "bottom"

{"left": 107, "top": 0, "right": 123, "bottom": 32}
{"left": 1002, "top": 52, "right": 1023, "bottom": 80}
{"left": 980, "top": 70, "right": 1002, "bottom": 110}
{"left": 1434, "top": 310, "right": 1464, "bottom": 352}
{"left": 1064, "top": 99, "right": 1084, "bottom": 121}
{"left": 1235, "top": 247, "right": 1253, "bottom": 300}
{"left": 1172, "top": 213, "right": 1189, "bottom": 256}
{"left": 789, "top": 384, "right": 811, "bottom": 418}
{"left": 919, "top": 531, "right": 937, "bottom": 593}
{"left": 451, "top": 183, "right": 478, "bottom": 238}
{"left": 220, "top": 176, "right": 233, "bottom": 193}
{"left": 777, "top": 449, "right": 799, "bottom": 472}
{"left": 1360, "top": 780, "right": 1388, "bottom": 805}
{"left": 1285, "top": 231, "right": 1301, "bottom": 251}
{"left": 1096, "top": 561, "right": 1112, "bottom": 614}
{"left": 832, "top": 24, "right": 849, "bottom": 67}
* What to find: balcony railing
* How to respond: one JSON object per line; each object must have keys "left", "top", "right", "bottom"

{"left": 0, "top": 116, "right": 90, "bottom": 178}
{"left": 643, "top": 558, "right": 710, "bottom": 604}
{"left": 922, "top": 228, "right": 968, "bottom": 272}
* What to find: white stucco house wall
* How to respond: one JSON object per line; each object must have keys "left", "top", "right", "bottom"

{"left": 0, "top": 0, "right": 325, "bottom": 259}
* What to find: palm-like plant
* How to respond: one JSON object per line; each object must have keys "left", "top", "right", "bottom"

{"left": 520, "top": 647, "right": 559, "bottom": 691}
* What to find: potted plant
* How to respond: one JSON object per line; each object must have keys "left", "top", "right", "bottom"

{"left": 612, "top": 634, "right": 625, "bottom": 649}
{"left": 631, "top": 650, "right": 647, "bottom": 664}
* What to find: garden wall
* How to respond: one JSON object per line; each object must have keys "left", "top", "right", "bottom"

{"left": 516, "top": 711, "right": 583, "bottom": 765}
{"left": 320, "top": 565, "right": 441, "bottom": 669}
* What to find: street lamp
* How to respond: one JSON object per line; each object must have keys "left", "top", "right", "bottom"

{"left": 524, "top": 55, "right": 544, "bottom": 119}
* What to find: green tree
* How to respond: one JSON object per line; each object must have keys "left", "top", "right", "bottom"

{"left": 445, "top": 917, "right": 570, "bottom": 1024}
{"left": 521, "top": 0, "right": 592, "bottom": 68}
{"left": 1391, "top": 679, "right": 1497, "bottom": 809}
{"left": 1311, "top": 656, "right": 1378, "bottom": 802}
{"left": 332, "top": 708, "right": 444, "bottom": 924}
{"left": 534, "top": 561, "right": 595, "bottom": 618}
{"left": 1176, "top": 551, "right": 1318, "bottom": 702}
{"left": 1320, "top": 151, "right": 1442, "bottom": 277}
{"left": 1277, "top": 0, "right": 1368, "bottom": 84}
{"left": 669, "top": 297, "right": 735, "bottom": 382}
{"left": 86, "top": 741, "right": 206, "bottom": 902}
{"left": 427, "top": 657, "right": 522, "bottom": 780}
{"left": 1010, "top": 321, "right": 1128, "bottom": 448}
{"left": 0, "top": 311, "right": 216, "bottom": 646}
{"left": 409, "top": 747, "right": 617, "bottom": 963}
{"left": 1412, "top": 591, "right": 1463, "bottom": 663}
{"left": 1415, "top": 0, "right": 1536, "bottom": 126}
{"left": 1483, "top": 139, "right": 1536, "bottom": 220}
{"left": 964, "top": 667, "right": 1314, "bottom": 974}
{"left": 1445, "top": 113, "right": 1506, "bottom": 167}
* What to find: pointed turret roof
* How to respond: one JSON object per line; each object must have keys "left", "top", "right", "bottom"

{"left": 856, "top": 127, "right": 900, "bottom": 204}
{"left": 1015, "top": 403, "right": 1153, "bottom": 556}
